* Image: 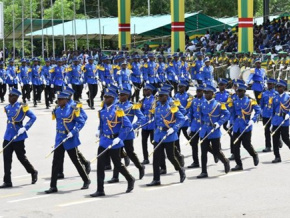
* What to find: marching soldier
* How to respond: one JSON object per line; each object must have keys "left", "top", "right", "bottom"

{"left": 91, "top": 89, "right": 135, "bottom": 197}
{"left": 41, "top": 58, "right": 53, "bottom": 109}
{"left": 180, "top": 54, "right": 190, "bottom": 83}
{"left": 99, "top": 56, "right": 114, "bottom": 101}
{"left": 6, "top": 59, "right": 19, "bottom": 89}
{"left": 18, "top": 58, "right": 32, "bottom": 103}
{"left": 165, "top": 55, "right": 177, "bottom": 89}
{"left": 260, "top": 78, "right": 278, "bottom": 152}
{"left": 131, "top": 55, "right": 143, "bottom": 102}
{"left": 228, "top": 82, "right": 261, "bottom": 171}
{"left": 156, "top": 55, "right": 166, "bottom": 86}
{"left": 107, "top": 88, "right": 145, "bottom": 183}
{"left": 197, "top": 84, "right": 230, "bottom": 178}
{"left": 83, "top": 56, "right": 98, "bottom": 110}
{"left": 186, "top": 84, "right": 205, "bottom": 168}
{"left": 172, "top": 53, "right": 181, "bottom": 93}
{"left": 140, "top": 84, "right": 156, "bottom": 164}
{"left": 117, "top": 61, "right": 132, "bottom": 90}
{"left": 31, "top": 58, "right": 43, "bottom": 107}
{"left": 191, "top": 52, "right": 204, "bottom": 84}
{"left": 0, "top": 88, "right": 38, "bottom": 188}
{"left": 45, "top": 91, "right": 90, "bottom": 194}
{"left": 50, "top": 58, "right": 66, "bottom": 94}
{"left": 0, "top": 61, "right": 7, "bottom": 102}
{"left": 147, "top": 53, "right": 159, "bottom": 89}
{"left": 146, "top": 87, "right": 186, "bottom": 186}
{"left": 215, "top": 78, "right": 233, "bottom": 154}
{"left": 174, "top": 81, "right": 192, "bottom": 152}
{"left": 246, "top": 58, "right": 266, "bottom": 104}
{"left": 201, "top": 57, "right": 214, "bottom": 86}
{"left": 67, "top": 57, "right": 84, "bottom": 102}
{"left": 270, "top": 79, "right": 290, "bottom": 163}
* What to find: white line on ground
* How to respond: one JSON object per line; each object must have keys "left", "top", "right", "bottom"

{"left": 219, "top": 171, "right": 249, "bottom": 178}
{"left": 13, "top": 175, "right": 30, "bottom": 179}
{"left": 8, "top": 195, "right": 50, "bottom": 203}
{"left": 58, "top": 199, "right": 101, "bottom": 207}
{"left": 147, "top": 183, "right": 182, "bottom": 191}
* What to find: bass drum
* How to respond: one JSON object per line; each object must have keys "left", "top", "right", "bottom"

{"left": 229, "top": 65, "right": 241, "bottom": 80}
{"left": 241, "top": 68, "right": 253, "bottom": 84}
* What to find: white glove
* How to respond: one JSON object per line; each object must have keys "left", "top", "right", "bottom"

{"left": 51, "top": 84, "right": 54, "bottom": 88}
{"left": 0, "top": 78, "right": 3, "bottom": 84}
{"left": 84, "top": 84, "right": 88, "bottom": 90}
{"left": 214, "top": 122, "right": 220, "bottom": 130}
{"left": 9, "top": 76, "right": 13, "bottom": 80}
{"left": 80, "top": 78, "right": 83, "bottom": 83}
{"left": 102, "top": 81, "right": 106, "bottom": 86}
{"left": 248, "top": 120, "right": 254, "bottom": 126}
{"left": 187, "top": 127, "right": 191, "bottom": 135}
{"left": 112, "top": 137, "right": 121, "bottom": 146}
{"left": 17, "top": 127, "right": 26, "bottom": 135}
{"left": 184, "top": 115, "right": 189, "bottom": 121}
{"left": 67, "top": 132, "right": 73, "bottom": 139}
{"left": 174, "top": 76, "right": 178, "bottom": 81}
{"left": 165, "top": 74, "right": 168, "bottom": 79}
{"left": 29, "top": 82, "right": 32, "bottom": 85}
{"left": 68, "top": 84, "right": 72, "bottom": 88}
{"left": 43, "top": 80, "right": 47, "bottom": 86}
{"left": 129, "top": 81, "right": 133, "bottom": 85}
{"left": 285, "top": 114, "right": 290, "bottom": 120}
{"left": 270, "top": 125, "right": 273, "bottom": 132}
{"left": 146, "top": 80, "right": 150, "bottom": 84}
{"left": 167, "top": 128, "right": 174, "bottom": 135}
{"left": 20, "top": 82, "right": 23, "bottom": 87}
{"left": 95, "top": 130, "right": 100, "bottom": 138}
{"left": 226, "top": 121, "right": 231, "bottom": 129}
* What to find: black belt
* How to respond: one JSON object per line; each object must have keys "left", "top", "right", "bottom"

{"left": 88, "top": 76, "right": 95, "bottom": 78}
{"left": 7, "top": 121, "right": 23, "bottom": 125}
{"left": 57, "top": 130, "right": 68, "bottom": 134}
{"left": 157, "top": 126, "right": 169, "bottom": 131}
{"left": 102, "top": 133, "right": 119, "bottom": 139}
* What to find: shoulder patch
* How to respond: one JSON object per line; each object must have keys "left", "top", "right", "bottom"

{"left": 251, "top": 99, "right": 257, "bottom": 106}
{"left": 22, "top": 103, "right": 29, "bottom": 113}
{"left": 173, "top": 99, "right": 181, "bottom": 107}
{"left": 132, "top": 102, "right": 142, "bottom": 110}
{"left": 74, "top": 107, "right": 80, "bottom": 117}
{"left": 221, "top": 103, "right": 227, "bottom": 110}
{"left": 116, "top": 108, "right": 125, "bottom": 117}
{"left": 170, "top": 105, "right": 179, "bottom": 113}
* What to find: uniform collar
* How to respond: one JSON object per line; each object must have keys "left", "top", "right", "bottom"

{"left": 206, "top": 98, "right": 214, "bottom": 104}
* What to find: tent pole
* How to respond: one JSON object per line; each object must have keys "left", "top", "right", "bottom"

{"left": 84, "top": 0, "right": 89, "bottom": 50}
{"left": 21, "top": 0, "right": 24, "bottom": 58}
{"left": 61, "top": 0, "right": 66, "bottom": 51}
{"left": 30, "top": 0, "right": 33, "bottom": 57}
{"left": 50, "top": 0, "right": 55, "bottom": 58}
{"left": 97, "top": 0, "right": 102, "bottom": 49}
{"left": 73, "top": 0, "right": 77, "bottom": 50}
{"left": 12, "top": 0, "right": 15, "bottom": 59}
{"left": 41, "top": 0, "right": 44, "bottom": 58}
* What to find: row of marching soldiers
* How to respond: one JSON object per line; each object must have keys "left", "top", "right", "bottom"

{"left": 2, "top": 64, "right": 290, "bottom": 198}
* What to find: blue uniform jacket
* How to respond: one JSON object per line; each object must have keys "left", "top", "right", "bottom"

{"left": 260, "top": 88, "right": 278, "bottom": 118}
{"left": 98, "top": 104, "right": 132, "bottom": 149}
{"left": 117, "top": 69, "right": 132, "bottom": 90}
{"left": 67, "top": 65, "right": 83, "bottom": 85}
{"left": 99, "top": 64, "right": 114, "bottom": 84}
{"left": 188, "top": 96, "right": 206, "bottom": 132}
{"left": 199, "top": 99, "right": 230, "bottom": 139}
{"left": 51, "top": 66, "right": 65, "bottom": 86}
{"left": 157, "top": 62, "right": 166, "bottom": 83}
{"left": 180, "top": 61, "right": 190, "bottom": 82}
{"left": 153, "top": 100, "right": 185, "bottom": 143}
{"left": 31, "top": 65, "right": 43, "bottom": 85}
{"left": 174, "top": 92, "right": 193, "bottom": 127}
{"left": 116, "top": 101, "right": 145, "bottom": 140}
{"left": 201, "top": 65, "right": 214, "bottom": 86}
{"left": 165, "top": 62, "right": 176, "bottom": 81}
{"left": 6, "top": 66, "right": 18, "bottom": 85}
{"left": 271, "top": 92, "right": 290, "bottom": 127}
{"left": 18, "top": 66, "right": 31, "bottom": 85}
{"left": 84, "top": 63, "right": 98, "bottom": 85}
{"left": 191, "top": 60, "right": 204, "bottom": 80}
{"left": 41, "top": 65, "right": 52, "bottom": 86}
{"left": 247, "top": 68, "right": 265, "bottom": 92}
{"left": 147, "top": 61, "right": 158, "bottom": 84}
{"left": 229, "top": 96, "right": 261, "bottom": 133}
{"left": 140, "top": 95, "right": 155, "bottom": 130}
{"left": 53, "top": 103, "right": 85, "bottom": 150}
{"left": 131, "top": 62, "right": 142, "bottom": 84}
{"left": 4, "top": 102, "right": 36, "bottom": 142}
{"left": 0, "top": 68, "right": 6, "bottom": 83}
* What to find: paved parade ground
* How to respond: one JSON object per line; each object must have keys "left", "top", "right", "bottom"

{"left": 0, "top": 91, "right": 290, "bottom": 218}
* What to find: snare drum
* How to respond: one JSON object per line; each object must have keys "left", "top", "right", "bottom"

{"left": 229, "top": 65, "right": 241, "bottom": 80}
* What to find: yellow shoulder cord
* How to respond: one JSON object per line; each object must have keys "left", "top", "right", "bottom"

{"left": 107, "top": 115, "right": 120, "bottom": 134}
{"left": 241, "top": 101, "right": 252, "bottom": 120}
{"left": 162, "top": 111, "right": 176, "bottom": 128}
{"left": 12, "top": 106, "right": 26, "bottom": 130}
{"left": 208, "top": 102, "right": 220, "bottom": 125}
{"left": 63, "top": 110, "right": 76, "bottom": 132}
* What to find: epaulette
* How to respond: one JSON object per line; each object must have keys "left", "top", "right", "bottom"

{"left": 268, "top": 97, "right": 273, "bottom": 105}
{"left": 81, "top": 65, "right": 85, "bottom": 71}
{"left": 186, "top": 97, "right": 193, "bottom": 109}
{"left": 28, "top": 68, "right": 32, "bottom": 73}
{"left": 173, "top": 99, "right": 181, "bottom": 107}
{"left": 100, "top": 101, "right": 104, "bottom": 108}
{"left": 257, "top": 92, "right": 262, "bottom": 99}
{"left": 71, "top": 105, "right": 80, "bottom": 117}
{"left": 49, "top": 68, "right": 55, "bottom": 73}
{"left": 98, "top": 66, "right": 105, "bottom": 71}
{"left": 170, "top": 104, "right": 179, "bottom": 113}
{"left": 251, "top": 99, "right": 257, "bottom": 106}
{"left": 116, "top": 70, "right": 121, "bottom": 75}
{"left": 132, "top": 102, "right": 142, "bottom": 110}
{"left": 116, "top": 107, "right": 125, "bottom": 117}
{"left": 143, "top": 63, "right": 148, "bottom": 68}
{"left": 21, "top": 103, "right": 29, "bottom": 113}
{"left": 169, "top": 63, "right": 173, "bottom": 67}
{"left": 76, "top": 102, "right": 83, "bottom": 108}
{"left": 221, "top": 103, "right": 227, "bottom": 110}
